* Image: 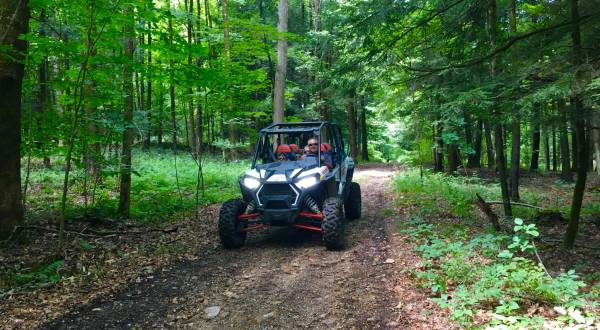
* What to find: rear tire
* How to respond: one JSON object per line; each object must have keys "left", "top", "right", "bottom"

{"left": 321, "top": 197, "right": 345, "bottom": 250}
{"left": 219, "top": 199, "right": 247, "bottom": 249}
{"left": 344, "top": 182, "right": 361, "bottom": 220}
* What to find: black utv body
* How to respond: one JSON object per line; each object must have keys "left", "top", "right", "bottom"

{"left": 218, "top": 121, "right": 361, "bottom": 250}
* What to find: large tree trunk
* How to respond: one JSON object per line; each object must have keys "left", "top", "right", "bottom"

{"left": 360, "top": 95, "right": 369, "bottom": 161}
{"left": 508, "top": 0, "right": 520, "bottom": 200}
{"left": 488, "top": 0, "right": 511, "bottom": 217}
{"left": 118, "top": 3, "right": 135, "bottom": 216}
{"left": 446, "top": 143, "right": 459, "bottom": 174}
{"left": 38, "top": 9, "right": 51, "bottom": 168}
{"left": 484, "top": 121, "right": 495, "bottom": 168}
{"left": 565, "top": 0, "right": 588, "bottom": 249}
{"left": 272, "top": 0, "right": 288, "bottom": 123}
{"left": 0, "top": 0, "right": 28, "bottom": 238}
{"left": 310, "top": 0, "right": 321, "bottom": 31}
{"left": 347, "top": 90, "right": 358, "bottom": 159}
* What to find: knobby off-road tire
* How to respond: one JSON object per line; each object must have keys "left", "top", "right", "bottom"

{"left": 321, "top": 197, "right": 345, "bottom": 250}
{"left": 219, "top": 199, "right": 247, "bottom": 249}
{"left": 344, "top": 182, "right": 362, "bottom": 220}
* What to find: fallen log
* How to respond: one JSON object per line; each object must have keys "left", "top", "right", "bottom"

{"left": 474, "top": 193, "right": 502, "bottom": 231}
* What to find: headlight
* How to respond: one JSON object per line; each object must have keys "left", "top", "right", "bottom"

{"left": 242, "top": 177, "right": 261, "bottom": 190}
{"left": 295, "top": 176, "right": 318, "bottom": 189}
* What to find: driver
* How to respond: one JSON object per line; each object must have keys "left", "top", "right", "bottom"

{"left": 304, "top": 138, "right": 332, "bottom": 169}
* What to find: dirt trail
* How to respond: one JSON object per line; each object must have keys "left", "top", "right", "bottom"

{"left": 42, "top": 165, "right": 451, "bottom": 329}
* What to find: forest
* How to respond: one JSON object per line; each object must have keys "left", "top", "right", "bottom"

{"left": 1, "top": 0, "right": 599, "bottom": 328}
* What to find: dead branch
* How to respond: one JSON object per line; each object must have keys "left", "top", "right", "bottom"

{"left": 474, "top": 193, "right": 502, "bottom": 231}
{"left": 483, "top": 201, "right": 544, "bottom": 210}
{"left": 19, "top": 224, "right": 180, "bottom": 239}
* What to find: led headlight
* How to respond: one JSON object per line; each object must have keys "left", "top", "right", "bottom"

{"left": 295, "top": 176, "right": 318, "bottom": 189}
{"left": 242, "top": 176, "right": 261, "bottom": 190}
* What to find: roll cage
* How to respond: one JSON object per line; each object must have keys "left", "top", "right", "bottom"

{"left": 251, "top": 121, "right": 346, "bottom": 169}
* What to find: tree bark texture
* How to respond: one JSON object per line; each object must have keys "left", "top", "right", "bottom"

{"left": 272, "top": 0, "right": 288, "bottom": 123}
{"left": 118, "top": 3, "right": 135, "bottom": 216}
{"left": 0, "top": 0, "right": 29, "bottom": 238}
{"left": 347, "top": 91, "right": 358, "bottom": 159}
{"left": 565, "top": 0, "right": 588, "bottom": 248}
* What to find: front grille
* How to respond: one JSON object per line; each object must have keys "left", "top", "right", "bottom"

{"left": 261, "top": 183, "right": 294, "bottom": 195}
{"left": 265, "top": 200, "right": 289, "bottom": 209}
{"left": 257, "top": 183, "right": 298, "bottom": 209}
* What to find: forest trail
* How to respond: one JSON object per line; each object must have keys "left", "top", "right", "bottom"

{"left": 41, "top": 165, "right": 451, "bottom": 330}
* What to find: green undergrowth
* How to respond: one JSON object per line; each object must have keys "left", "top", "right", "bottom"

{"left": 395, "top": 170, "right": 599, "bottom": 328}
{"left": 395, "top": 169, "right": 541, "bottom": 220}
{"left": 23, "top": 149, "right": 249, "bottom": 222}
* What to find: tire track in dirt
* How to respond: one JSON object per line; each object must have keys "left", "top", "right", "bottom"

{"left": 42, "top": 164, "right": 439, "bottom": 329}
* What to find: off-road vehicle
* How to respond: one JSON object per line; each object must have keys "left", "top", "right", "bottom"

{"left": 218, "top": 121, "right": 361, "bottom": 250}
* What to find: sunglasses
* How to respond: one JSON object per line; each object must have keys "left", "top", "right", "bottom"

{"left": 308, "top": 143, "right": 317, "bottom": 146}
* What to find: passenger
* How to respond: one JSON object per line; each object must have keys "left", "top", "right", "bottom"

{"left": 289, "top": 144, "right": 301, "bottom": 159}
{"left": 276, "top": 145, "right": 292, "bottom": 162}
{"left": 322, "top": 143, "right": 334, "bottom": 168}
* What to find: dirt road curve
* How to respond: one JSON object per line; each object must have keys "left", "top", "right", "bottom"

{"left": 42, "top": 165, "right": 449, "bottom": 329}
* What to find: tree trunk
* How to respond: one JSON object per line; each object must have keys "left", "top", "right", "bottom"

{"left": 360, "top": 95, "right": 369, "bottom": 161}
{"left": 118, "top": 3, "right": 135, "bottom": 217}
{"left": 446, "top": 143, "right": 459, "bottom": 174}
{"left": 484, "top": 121, "right": 495, "bottom": 168}
{"left": 508, "top": 0, "right": 519, "bottom": 200}
{"left": 530, "top": 107, "right": 541, "bottom": 171}
{"left": 571, "top": 123, "right": 578, "bottom": 172}
{"left": 510, "top": 115, "right": 520, "bottom": 201}
{"left": 544, "top": 127, "right": 551, "bottom": 171}
{"left": 0, "top": 0, "right": 28, "bottom": 238}
{"left": 552, "top": 126, "right": 558, "bottom": 171}
{"left": 565, "top": 0, "right": 588, "bottom": 248}
{"left": 433, "top": 122, "right": 444, "bottom": 172}
{"left": 157, "top": 80, "right": 164, "bottom": 145}
{"left": 472, "top": 120, "right": 483, "bottom": 168}
{"left": 310, "top": 0, "right": 320, "bottom": 31}
{"left": 591, "top": 110, "right": 600, "bottom": 174}
{"left": 168, "top": 14, "right": 177, "bottom": 148}
{"left": 196, "top": 0, "right": 203, "bottom": 154}
{"left": 488, "top": 0, "right": 511, "bottom": 217}
{"left": 273, "top": 0, "right": 288, "bottom": 123}
{"left": 347, "top": 90, "right": 358, "bottom": 159}
{"left": 144, "top": 20, "right": 152, "bottom": 150}
{"left": 559, "top": 101, "right": 573, "bottom": 182}
{"left": 38, "top": 9, "right": 51, "bottom": 168}
{"left": 464, "top": 110, "right": 476, "bottom": 168}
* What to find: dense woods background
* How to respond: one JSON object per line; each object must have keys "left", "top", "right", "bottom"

{"left": 1, "top": 0, "right": 600, "bottom": 258}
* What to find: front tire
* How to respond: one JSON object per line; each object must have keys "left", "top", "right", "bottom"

{"left": 219, "top": 199, "right": 247, "bottom": 249}
{"left": 321, "top": 197, "right": 345, "bottom": 250}
{"left": 344, "top": 182, "right": 361, "bottom": 220}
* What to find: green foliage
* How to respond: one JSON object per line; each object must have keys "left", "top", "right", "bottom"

{"left": 398, "top": 213, "right": 595, "bottom": 327}
{"left": 24, "top": 149, "right": 248, "bottom": 222}
{"left": 394, "top": 168, "right": 599, "bottom": 327}
{"left": 394, "top": 169, "right": 564, "bottom": 221}
{"left": 1, "top": 260, "right": 65, "bottom": 290}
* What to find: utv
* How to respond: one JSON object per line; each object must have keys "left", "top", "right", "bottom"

{"left": 218, "top": 121, "right": 361, "bottom": 250}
